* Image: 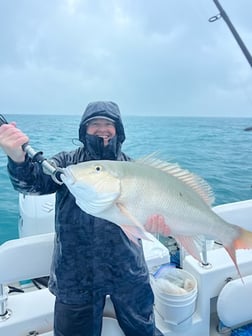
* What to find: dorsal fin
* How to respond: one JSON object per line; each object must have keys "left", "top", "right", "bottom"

{"left": 137, "top": 154, "right": 215, "bottom": 206}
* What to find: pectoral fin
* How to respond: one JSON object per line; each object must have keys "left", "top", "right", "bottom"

{"left": 145, "top": 214, "right": 171, "bottom": 236}
{"left": 116, "top": 202, "right": 153, "bottom": 243}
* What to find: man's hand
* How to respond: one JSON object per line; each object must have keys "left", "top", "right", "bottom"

{"left": 0, "top": 123, "right": 29, "bottom": 162}
{"left": 144, "top": 214, "right": 170, "bottom": 236}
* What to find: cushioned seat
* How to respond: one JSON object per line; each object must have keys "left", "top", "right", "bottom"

{"left": 217, "top": 275, "right": 252, "bottom": 327}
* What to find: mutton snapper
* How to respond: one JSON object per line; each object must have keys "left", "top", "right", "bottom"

{"left": 61, "top": 157, "right": 252, "bottom": 277}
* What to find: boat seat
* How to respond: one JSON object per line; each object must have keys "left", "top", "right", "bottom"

{"left": 0, "top": 232, "right": 54, "bottom": 284}
{"left": 217, "top": 275, "right": 252, "bottom": 327}
{"left": 0, "top": 233, "right": 55, "bottom": 336}
{"left": 0, "top": 288, "right": 55, "bottom": 336}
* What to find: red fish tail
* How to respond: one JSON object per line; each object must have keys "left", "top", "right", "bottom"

{"left": 225, "top": 228, "right": 252, "bottom": 281}
{"left": 233, "top": 228, "right": 252, "bottom": 250}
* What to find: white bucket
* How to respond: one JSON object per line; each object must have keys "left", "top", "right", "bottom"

{"left": 101, "top": 317, "right": 125, "bottom": 336}
{"left": 152, "top": 268, "right": 197, "bottom": 331}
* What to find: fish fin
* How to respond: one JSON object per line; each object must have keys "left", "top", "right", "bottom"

{"left": 137, "top": 155, "right": 214, "bottom": 206}
{"left": 224, "top": 244, "right": 244, "bottom": 282}
{"left": 233, "top": 228, "right": 252, "bottom": 250}
{"left": 145, "top": 214, "right": 171, "bottom": 236}
{"left": 175, "top": 235, "right": 202, "bottom": 262}
{"left": 116, "top": 202, "right": 153, "bottom": 243}
{"left": 120, "top": 225, "right": 153, "bottom": 244}
{"left": 120, "top": 225, "right": 141, "bottom": 245}
{"left": 116, "top": 202, "right": 143, "bottom": 230}
{"left": 224, "top": 228, "right": 252, "bottom": 281}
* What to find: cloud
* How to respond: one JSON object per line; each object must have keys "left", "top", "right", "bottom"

{"left": 0, "top": 0, "right": 251, "bottom": 116}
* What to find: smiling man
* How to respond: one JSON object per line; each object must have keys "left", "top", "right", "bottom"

{"left": 0, "top": 100, "right": 165, "bottom": 336}
{"left": 86, "top": 117, "right": 116, "bottom": 146}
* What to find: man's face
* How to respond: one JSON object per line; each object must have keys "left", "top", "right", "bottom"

{"left": 86, "top": 118, "right": 116, "bottom": 146}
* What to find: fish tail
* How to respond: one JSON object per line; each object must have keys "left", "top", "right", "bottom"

{"left": 225, "top": 228, "right": 252, "bottom": 281}
{"left": 233, "top": 228, "right": 252, "bottom": 250}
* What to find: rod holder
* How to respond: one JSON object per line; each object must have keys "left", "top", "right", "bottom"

{"left": 0, "top": 284, "right": 11, "bottom": 321}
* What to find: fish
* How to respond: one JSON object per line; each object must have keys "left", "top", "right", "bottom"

{"left": 61, "top": 156, "right": 252, "bottom": 277}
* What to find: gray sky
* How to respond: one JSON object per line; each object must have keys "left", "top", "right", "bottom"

{"left": 0, "top": 0, "right": 252, "bottom": 117}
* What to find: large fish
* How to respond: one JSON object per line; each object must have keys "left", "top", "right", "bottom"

{"left": 61, "top": 157, "right": 252, "bottom": 276}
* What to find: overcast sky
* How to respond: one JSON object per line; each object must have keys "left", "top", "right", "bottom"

{"left": 0, "top": 0, "right": 252, "bottom": 117}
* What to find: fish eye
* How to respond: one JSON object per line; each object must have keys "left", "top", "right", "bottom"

{"left": 95, "top": 165, "right": 102, "bottom": 172}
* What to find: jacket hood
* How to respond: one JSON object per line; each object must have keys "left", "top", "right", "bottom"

{"left": 79, "top": 101, "right": 126, "bottom": 144}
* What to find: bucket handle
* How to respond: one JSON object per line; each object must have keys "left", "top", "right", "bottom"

{"left": 155, "top": 304, "right": 196, "bottom": 326}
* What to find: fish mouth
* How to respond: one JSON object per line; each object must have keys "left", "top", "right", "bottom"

{"left": 60, "top": 168, "right": 76, "bottom": 185}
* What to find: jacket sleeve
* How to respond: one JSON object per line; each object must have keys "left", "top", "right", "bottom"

{"left": 7, "top": 153, "right": 63, "bottom": 195}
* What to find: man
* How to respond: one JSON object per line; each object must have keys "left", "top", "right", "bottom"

{"left": 0, "top": 101, "right": 166, "bottom": 336}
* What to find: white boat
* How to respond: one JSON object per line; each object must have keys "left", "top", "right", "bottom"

{"left": 1, "top": 194, "right": 252, "bottom": 336}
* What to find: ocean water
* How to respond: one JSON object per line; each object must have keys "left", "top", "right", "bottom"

{"left": 0, "top": 115, "right": 252, "bottom": 245}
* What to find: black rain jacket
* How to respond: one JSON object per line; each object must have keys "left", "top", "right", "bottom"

{"left": 7, "top": 101, "right": 149, "bottom": 304}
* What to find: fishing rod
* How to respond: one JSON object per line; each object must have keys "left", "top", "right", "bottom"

{"left": 209, "top": 0, "right": 252, "bottom": 68}
{"left": 0, "top": 114, "right": 63, "bottom": 184}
